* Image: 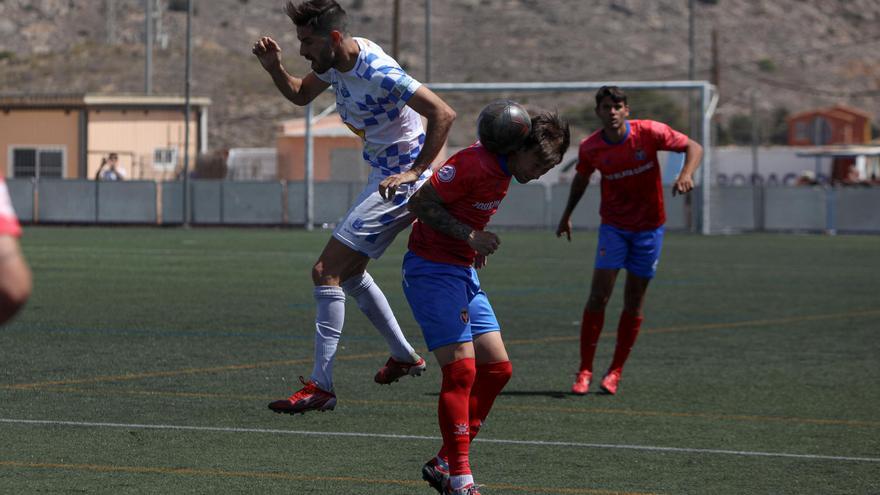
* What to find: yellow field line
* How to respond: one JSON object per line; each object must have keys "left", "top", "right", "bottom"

{"left": 0, "top": 460, "right": 657, "bottom": 495}
{"left": 1, "top": 352, "right": 387, "bottom": 390}
{"left": 27, "top": 386, "right": 880, "bottom": 429}
{"left": 506, "top": 308, "right": 880, "bottom": 345}
{"left": 4, "top": 309, "right": 877, "bottom": 396}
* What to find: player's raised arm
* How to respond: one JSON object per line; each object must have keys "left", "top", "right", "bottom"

{"left": 672, "top": 138, "right": 704, "bottom": 196}
{"left": 379, "top": 87, "right": 456, "bottom": 200}
{"left": 556, "top": 171, "right": 591, "bottom": 241}
{"left": 407, "top": 182, "right": 500, "bottom": 257}
{"left": 252, "top": 36, "right": 329, "bottom": 106}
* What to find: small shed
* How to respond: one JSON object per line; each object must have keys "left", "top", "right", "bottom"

{"left": 787, "top": 105, "right": 872, "bottom": 146}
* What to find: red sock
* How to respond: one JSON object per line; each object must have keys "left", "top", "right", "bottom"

{"left": 578, "top": 309, "right": 605, "bottom": 372}
{"left": 609, "top": 310, "right": 644, "bottom": 371}
{"left": 438, "top": 358, "right": 476, "bottom": 476}
{"left": 468, "top": 361, "right": 512, "bottom": 442}
{"left": 439, "top": 360, "right": 512, "bottom": 462}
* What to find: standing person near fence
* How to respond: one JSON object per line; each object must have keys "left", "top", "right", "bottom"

{"left": 0, "top": 179, "right": 31, "bottom": 326}
{"left": 252, "top": 0, "right": 456, "bottom": 414}
{"left": 403, "top": 107, "right": 569, "bottom": 494}
{"left": 556, "top": 85, "right": 703, "bottom": 396}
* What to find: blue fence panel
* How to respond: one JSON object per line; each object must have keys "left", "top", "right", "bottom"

{"left": 491, "top": 183, "right": 548, "bottom": 228}
{"left": 764, "top": 187, "right": 826, "bottom": 232}
{"left": 97, "top": 181, "right": 157, "bottom": 224}
{"left": 38, "top": 179, "right": 96, "bottom": 223}
{"left": 6, "top": 179, "right": 34, "bottom": 223}
{"left": 835, "top": 187, "right": 880, "bottom": 232}
{"left": 222, "top": 181, "right": 283, "bottom": 224}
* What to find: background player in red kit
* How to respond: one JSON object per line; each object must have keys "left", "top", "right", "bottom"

{"left": 556, "top": 85, "right": 703, "bottom": 396}
{"left": 403, "top": 109, "right": 569, "bottom": 495}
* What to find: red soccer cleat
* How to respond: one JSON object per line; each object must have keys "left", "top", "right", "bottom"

{"left": 268, "top": 377, "right": 337, "bottom": 414}
{"left": 421, "top": 458, "right": 450, "bottom": 494}
{"left": 442, "top": 481, "right": 482, "bottom": 495}
{"left": 571, "top": 370, "right": 592, "bottom": 395}
{"left": 374, "top": 356, "right": 427, "bottom": 384}
{"left": 600, "top": 369, "right": 622, "bottom": 395}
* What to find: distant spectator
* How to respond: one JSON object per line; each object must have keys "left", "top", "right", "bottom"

{"left": 95, "top": 153, "right": 126, "bottom": 181}
{"left": 796, "top": 170, "right": 819, "bottom": 186}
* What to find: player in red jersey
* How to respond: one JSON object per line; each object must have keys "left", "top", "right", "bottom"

{"left": 556, "top": 86, "right": 703, "bottom": 396}
{"left": 0, "top": 179, "right": 31, "bottom": 326}
{"left": 403, "top": 109, "right": 570, "bottom": 495}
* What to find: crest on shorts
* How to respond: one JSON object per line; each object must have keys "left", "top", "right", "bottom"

{"left": 352, "top": 217, "right": 365, "bottom": 230}
{"left": 599, "top": 248, "right": 606, "bottom": 257}
{"left": 437, "top": 164, "right": 456, "bottom": 182}
{"left": 460, "top": 308, "right": 469, "bottom": 324}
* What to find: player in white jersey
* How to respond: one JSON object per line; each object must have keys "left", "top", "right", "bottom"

{"left": 253, "top": 0, "right": 456, "bottom": 414}
{"left": 0, "top": 179, "right": 31, "bottom": 326}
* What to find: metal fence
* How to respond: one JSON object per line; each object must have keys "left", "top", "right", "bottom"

{"left": 7, "top": 178, "right": 880, "bottom": 234}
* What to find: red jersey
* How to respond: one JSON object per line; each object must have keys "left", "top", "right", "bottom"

{"left": 0, "top": 179, "right": 22, "bottom": 237}
{"left": 576, "top": 119, "right": 688, "bottom": 231}
{"left": 408, "top": 143, "right": 511, "bottom": 266}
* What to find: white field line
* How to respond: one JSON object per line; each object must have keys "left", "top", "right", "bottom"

{"left": 1, "top": 418, "right": 877, "bottom": 464}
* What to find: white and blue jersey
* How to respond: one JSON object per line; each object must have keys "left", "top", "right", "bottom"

{"left": 316, "top": 37, "right": 432, "bottom": 259}
{"left": 314, "top": 37, "right": 426, "bottom": 177}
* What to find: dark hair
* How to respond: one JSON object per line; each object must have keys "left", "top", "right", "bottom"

{"left": 285, "top": 0, "right": 348, "bottom": 35}
{"left": 108, "top": 153, "right": 118, "bottom": 160}
{"left": 522, "top": 111, "right": 570, "bottom": 166}
{"left": 595, "top": 85, "right": 627, "bottom": 108}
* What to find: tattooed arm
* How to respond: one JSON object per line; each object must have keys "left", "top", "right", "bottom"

{"left": 408, "top": 182, "right": 500, "bottom": 256}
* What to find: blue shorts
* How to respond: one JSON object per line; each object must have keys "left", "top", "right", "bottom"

{"left": 401, "top": 251, "right": 500, "bottom": 352}
{"left": 595, "top": 224, "right": 665, "bottom": 279}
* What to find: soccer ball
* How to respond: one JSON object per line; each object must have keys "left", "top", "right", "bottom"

{"left": 477, "top": 99, "right": 531, "bottom": 154}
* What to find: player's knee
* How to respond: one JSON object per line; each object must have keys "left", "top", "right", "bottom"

{"left": 0, "top": 270, "right": 31, "bottom": 325}
{"left": 311, "top": 261, "right": 339, "bottom": 286}
{"left": 587, "top": 293, "right": 611, "bottom": 310}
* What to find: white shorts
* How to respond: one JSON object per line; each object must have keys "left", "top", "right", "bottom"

{"left": 333, "top": 167, "right": 432, "bottom": 259}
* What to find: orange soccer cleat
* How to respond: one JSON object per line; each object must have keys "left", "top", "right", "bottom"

{"left": 268, "top": 377, "right": 337, "bottom": 414}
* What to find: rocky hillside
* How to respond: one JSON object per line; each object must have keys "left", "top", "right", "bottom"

{"left": 1, "top": 0, "right": 878, "bottom": 149}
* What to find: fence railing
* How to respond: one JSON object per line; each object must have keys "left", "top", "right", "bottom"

{"left": 7, "top": 178, "right": 880, "bottom": 234}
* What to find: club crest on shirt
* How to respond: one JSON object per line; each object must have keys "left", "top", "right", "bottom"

{"left": 460, "top": 308, "right": 469, "bottom": 323}
{"left": 437, "top": 164, "right": 456, "bottom": 182}
{"left": 599, "top": 248, "right": 606, "bottom": 257}
{"left": 635, "top": 149, "right": 646, "bottom": 161}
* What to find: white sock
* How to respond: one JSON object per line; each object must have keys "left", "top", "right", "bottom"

{"left": 341, "top": 272, "right": 419, "bottom": 362}
{"left": 309, "top": 285, "right": 346, "bottom": 391}
{"left": 450, "top": 474, "right": 475, "bottom": 490}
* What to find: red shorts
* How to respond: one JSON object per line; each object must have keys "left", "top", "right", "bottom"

{"left": 0, "top": 180, "right": 22, "bottom": 237}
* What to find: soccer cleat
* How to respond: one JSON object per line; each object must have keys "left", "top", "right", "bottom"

{"left": 421, "top": 458, "right": 450, "bottom": 494}
{"left": 571, "top": 370, "right": 592, "bottom": 395}
{"left": 268, "top": 377, "right": 337, "bottom": 414}
{"left": 600, "top": 369, "right": 622, "bottom": 395}
{"left": 374, "top": 356, "right": 427, "bottom": 384}
{"left": 442, "top": 481, "right": 482, "bottom": 495}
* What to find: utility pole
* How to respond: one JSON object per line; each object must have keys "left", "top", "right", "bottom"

{"left": 182, "top": 0, "right": 193, "bottom": 227}
{"left": 391, "top": 0, "right": 401, "bottom": 61}
{"left": 424, "top": 0, "right": 431, "bottom": 82}
{"left": 106, "top": 0, "right": 116, "bottom": 44}
{"left": 144, "top": 0, "right": 153, "bottom": 94}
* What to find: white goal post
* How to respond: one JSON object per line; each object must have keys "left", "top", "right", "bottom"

{"left": 302, "top": 80, "right": 719, "bottom": 234}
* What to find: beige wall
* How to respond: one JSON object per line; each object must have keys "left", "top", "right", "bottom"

{"left": 0, "top": 109, "right": 79, "bottom": 178}
{"left": 88, "top": 109, "right": 199, "bottom": 181}
{"left": 277, "top": 135, "right": 362, "bottom": 181}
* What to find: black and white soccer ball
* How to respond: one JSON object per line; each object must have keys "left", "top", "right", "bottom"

{"left": 477, "top": 99, "right": 531, "bottom": 154}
